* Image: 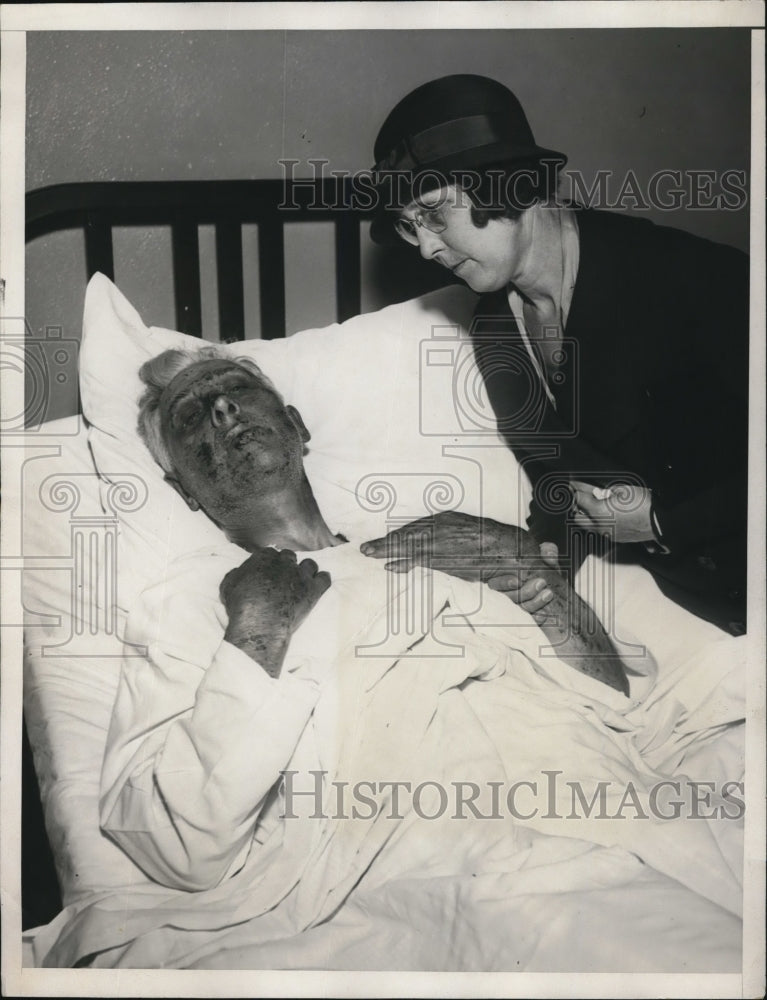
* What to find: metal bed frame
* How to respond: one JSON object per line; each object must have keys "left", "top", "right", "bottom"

{"left": 25, "top": 178, "right": 379, "bottom": 340}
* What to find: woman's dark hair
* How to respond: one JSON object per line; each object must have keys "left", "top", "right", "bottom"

{"left": 378, "top": 156, "right": 563, "bottom": 243}
{"left": 453, "top": 157, "right": 563, "bottom": 227}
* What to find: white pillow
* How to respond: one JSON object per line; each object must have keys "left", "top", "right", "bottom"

{"left": 80, "top": 274, "right": 532, "bottom": 622}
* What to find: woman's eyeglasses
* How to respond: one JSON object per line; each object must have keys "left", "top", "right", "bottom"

{"left": 394, "top": 206, "right": 449, "bottom": 245}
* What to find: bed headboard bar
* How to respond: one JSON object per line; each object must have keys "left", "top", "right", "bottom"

{"left": 26, "top": 180, "right": 376, "bottom": 340}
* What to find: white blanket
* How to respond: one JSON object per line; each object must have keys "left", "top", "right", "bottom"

{"left": 32, "top": 540, "right": 745, "bottom": 970}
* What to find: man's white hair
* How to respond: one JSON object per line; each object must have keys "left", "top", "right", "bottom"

{"left": 137, "top": 345, "right": 281, "bottom": 474}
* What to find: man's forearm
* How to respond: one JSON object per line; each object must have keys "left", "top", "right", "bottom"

{"left": 522, "top": 561, "right": 629, "bottom": 694}
{"left": 498, "top": 549, "right": 628, "bottom": 694}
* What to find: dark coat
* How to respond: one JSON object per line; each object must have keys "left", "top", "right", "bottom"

{"left": 471, "top": 207, "right": 749, "bottom": 631}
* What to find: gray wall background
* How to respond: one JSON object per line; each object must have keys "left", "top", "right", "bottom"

{"left": 25, "top": 29, "right": 751, "bottom": 420}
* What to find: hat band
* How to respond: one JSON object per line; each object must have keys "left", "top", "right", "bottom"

{"left": 373, "top": 113, "right": 533, "bottom": 173}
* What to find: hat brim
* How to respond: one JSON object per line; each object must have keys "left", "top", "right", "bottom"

{"left": 368, "top": 145, "right": 567, "bottom": 245}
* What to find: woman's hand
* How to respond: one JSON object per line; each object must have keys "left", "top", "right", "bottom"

{"left": 485, "top": 541, "right": 559, "bottom": 615}
{"left": 360, "top": 511, "right": 557, "bottom": 615}
{"left": 570, "top": 480, "right": 655, "bottom": 544}
{"left": 538, "top": 541, "right": 560, "bottom": 569}
{"left": 486, "top": 573, "right": 555, "bottom": 617}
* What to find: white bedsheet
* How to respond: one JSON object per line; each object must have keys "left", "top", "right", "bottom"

{"left": 28, "top": 538, "right": 745, "bottom": 970}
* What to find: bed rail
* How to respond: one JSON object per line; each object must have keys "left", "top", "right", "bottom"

{"left": 26, "top": 180, "right": 378, "bottom": 340}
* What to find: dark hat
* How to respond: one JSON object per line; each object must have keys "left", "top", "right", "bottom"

{"left": 369, "top": 74, "right": 566, "bottom": 243}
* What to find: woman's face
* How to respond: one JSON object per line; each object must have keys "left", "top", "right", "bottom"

{"left": 397, "top": 184, "right": 533, "bottom": 294}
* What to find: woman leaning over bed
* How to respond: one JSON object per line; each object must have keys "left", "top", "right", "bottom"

{"left": 361, "top": 74, "right": 749, "bottom": 635}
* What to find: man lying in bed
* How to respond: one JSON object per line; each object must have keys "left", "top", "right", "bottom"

{"left": 95, "top": 345, "right": 741, "bottom": 932}
{"left": 135, "top": 346, "right": 630, "bottom": 690}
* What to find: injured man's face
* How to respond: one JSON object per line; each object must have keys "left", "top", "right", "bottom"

{"left": 157, "top": 358, "right": 340, "bottom": 554}
{"left": 160, "top": 359, "right": 308, "bottom": 506}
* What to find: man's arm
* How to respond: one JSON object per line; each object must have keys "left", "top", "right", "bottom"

{"left": 99, "top": 549, "right": 330, "bottom": 891}
{"left": 487, "top": 541, "right": 629, "bottom": 694}
{"left": 362, "top": 512, "right": 629, "bottom": 694}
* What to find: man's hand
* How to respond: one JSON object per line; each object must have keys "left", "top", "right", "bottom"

{"left": 360, "top": 511, "right": 555, "bottom": 616}
{"left": 570, "top": 481, "right": 655, "bottom": 544}
{"left": 362, "top": 511, "right": 628, "bottom": 693}
{"left": 220, "top": 548, "right": 331, "bottom": 678}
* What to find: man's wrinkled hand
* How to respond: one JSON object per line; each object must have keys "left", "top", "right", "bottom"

{"left": 360, "top": 511, "right": 528, "bottom": 580}
{"left": 359, "top": 511, "right": 556, "bottom": 614}
{"left": 220, "top": 548, "right": 331, "bottom": 676}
